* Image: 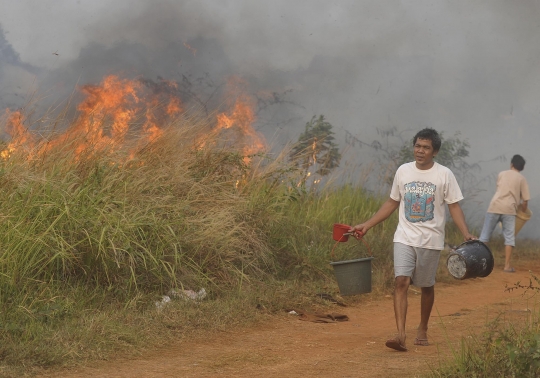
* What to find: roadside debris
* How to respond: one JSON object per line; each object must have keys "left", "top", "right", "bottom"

{"left": 155, "top": 288, "right": 207, "bottom": 311}
{"left": 286, "top": 309, "right": 349, "bottom": 323}
{"left": 316, "top": 293, "right": 347, "bottom": 307}
{"left": 168, "top": 288, "right": 207, "bottom": 301}
{"left": 155, "top": 295, "right": 171, "bottom": 311}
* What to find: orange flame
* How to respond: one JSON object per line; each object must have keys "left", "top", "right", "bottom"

{"left": 209, "top": 77, "right": 266, "bottom": 160}
{"left": 74, "top": 75, "right": 141, "bottom": 153}
{"left": 1, "top": 109, "right": 34, "bottom": 159}
{"left": 216, "top": 99, "right": 265, "bottom": 157}
{"left": 1, "top": 74, "right": 266, "bottom": 163}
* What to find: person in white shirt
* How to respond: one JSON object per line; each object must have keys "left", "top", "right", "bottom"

{"left": 479, "top": 155, "right": 530, "bottom": 273}
{"left": 350, "top": 128, "right": 476, "bottom": 352}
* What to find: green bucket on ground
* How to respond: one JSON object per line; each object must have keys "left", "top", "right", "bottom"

{"left": 330, "top": 257, "right": 374, "bottom": 296}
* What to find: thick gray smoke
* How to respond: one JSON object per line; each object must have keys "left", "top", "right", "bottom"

{"left": 0, "top": 24, "right": 39, "bottom": 108}
{"left": 0, "top": 0, "right": 539, "bottom": 237}
{"left": 0, "top": 27, "right": 23, "bottom": 66}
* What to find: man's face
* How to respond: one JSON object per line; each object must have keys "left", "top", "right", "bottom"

{"left": 414, "top": 138, "right": 437, "bottom": 167}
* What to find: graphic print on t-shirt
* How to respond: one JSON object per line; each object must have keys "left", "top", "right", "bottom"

{"left": 403, "top": 181, "right": 436, "bottom": 223}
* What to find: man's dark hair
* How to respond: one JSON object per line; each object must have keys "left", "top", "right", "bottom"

{"left": 412, "top": 128, "right": 442, "bottom": 152}
{"left": 511, "top": 154, "right": 526, "bottom": 171}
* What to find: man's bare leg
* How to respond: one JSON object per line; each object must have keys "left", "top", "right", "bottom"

{"left": 416, "top": 285, "right": 434, "bottom": 344}
{"left": 393, "top": 276, "right": 411, "bottom": 346}
{"left": 504, "top": 245, "right": 513, "bottom": 270}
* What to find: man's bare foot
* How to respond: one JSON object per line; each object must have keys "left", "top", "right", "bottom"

{"left": 385, "top": 337, "right": 407, "bottom": 351}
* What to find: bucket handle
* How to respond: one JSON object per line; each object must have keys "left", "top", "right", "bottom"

{"left": 330, "top": 232, "right": 373, "bottom": 261}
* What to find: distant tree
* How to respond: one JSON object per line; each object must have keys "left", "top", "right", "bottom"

{"left": 289, "top": 115, "right": 341, "bottom": 183}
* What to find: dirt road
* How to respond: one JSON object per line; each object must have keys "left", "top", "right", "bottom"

{"left": 41, "top": 263, "right": 539, "bottom": 378}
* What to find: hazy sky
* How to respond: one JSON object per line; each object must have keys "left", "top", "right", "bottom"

{"left": 1, "top": 0, "right": 539, "bottom": 233}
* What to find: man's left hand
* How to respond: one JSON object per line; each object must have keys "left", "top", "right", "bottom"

{"left": 463, "top": 233, "right": 477, "bottom": 241}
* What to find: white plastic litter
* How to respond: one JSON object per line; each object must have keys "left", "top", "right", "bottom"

{"left": 168, "top": 288, "right": 207, "bottom": 301}
{"left": 155, "top": 288, "right": 207, "bottom": 311}
{"left": 288, "top": 310, "right": 298, "bottom": 316}
{"left": 155, "top": 295, "right": 171, "bottom": 311}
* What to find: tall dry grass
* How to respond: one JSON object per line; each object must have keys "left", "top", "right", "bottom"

{"left": 0, "top": 115, "right": 281, "bottom": 294}
{"left": 0, "top": 105, "right": 400, "bottom": 374}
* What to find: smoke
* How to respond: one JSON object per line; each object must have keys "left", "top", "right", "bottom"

{"left": 0, "top": 0, "right": 539, "bottom": 236}
{"left": 0, "top": 26, "right": 23, "bottom": 67}
{"left": 0, "top": 24, "right": 39, "bottom": 109}
{"left": 0, "top": 26, "right": 41, "bottom": 73}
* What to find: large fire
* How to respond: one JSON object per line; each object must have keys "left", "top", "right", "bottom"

{"left": 197, "top": 77, "right": 266, "bottom": 162}
{"left": 215, "top": 99, "right": 265, "bottom": 157}
{"left": 0, "top": 110, "right": 34, "bottom": 159}
{"left": 1, "top": 74, "right": 266, "bottom": 161}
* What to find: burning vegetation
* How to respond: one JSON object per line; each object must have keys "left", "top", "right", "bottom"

{"left": 0, "top": 74, "right": 266, "bottom": 162}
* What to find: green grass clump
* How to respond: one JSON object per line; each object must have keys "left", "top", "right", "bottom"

{"left": 428, "top": 272, "right": 540, "bottom": 378}
{"left": 428, "top": 308, "right": 540, "bottom": 377}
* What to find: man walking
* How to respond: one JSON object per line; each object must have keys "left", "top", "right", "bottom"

{"left": 350, "top": 128, "right": 475, "bottom": 352}
{"left": 479, "top": 155, "right": 530, "bottom": 273}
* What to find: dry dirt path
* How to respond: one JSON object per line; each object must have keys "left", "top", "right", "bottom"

{"left": 40, "top": 262, "right": 540, "bottom": 378}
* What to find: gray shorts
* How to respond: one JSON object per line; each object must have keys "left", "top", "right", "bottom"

{"left": 394, "top": 242, "right": 441, "bottom": 287}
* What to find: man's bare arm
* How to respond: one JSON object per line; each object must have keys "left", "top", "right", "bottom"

{"left": 520, "top": 200, "right": 528, "bottom": 212}
{"left": 447, "top": 202, "right": 476, "bottom": 241}
{"left": 350, "top": 198, "right": 400, "bottom": 236}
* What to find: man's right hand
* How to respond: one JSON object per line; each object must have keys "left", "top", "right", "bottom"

{"left": 349, "top": 223, "right": 370, "bottom": 239}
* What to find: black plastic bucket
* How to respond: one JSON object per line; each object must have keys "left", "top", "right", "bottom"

{"left": 446, "top": 240, "right": 494, "bottom": 280}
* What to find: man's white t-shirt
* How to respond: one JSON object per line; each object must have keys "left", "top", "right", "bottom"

{"left": 390, "top": 162, "right": 464, "bottom": 250}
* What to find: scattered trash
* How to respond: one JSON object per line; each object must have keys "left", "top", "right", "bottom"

{"left": 168, "top": 288, "right": 207, "bottom": 301}
{"left": 155, "top": 295, "right": 171, "bottom": 311}
{"left": 288, "top": 310, "right": 299, "bottom": 316}
{"left": 155, "top": 287, "right": 207, "bottom": 311}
